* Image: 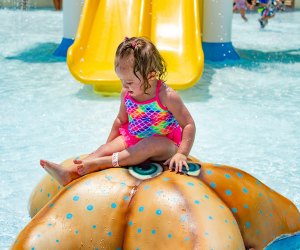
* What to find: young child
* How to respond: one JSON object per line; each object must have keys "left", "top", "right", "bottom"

{"left": 256, "top": 0, "right": 275, "bottom": 28}
{"left": 40, "top": 37, "right": 196, "bottom": 186}
{"left": 233, "top": 0, "right": 255, "bottom": 22}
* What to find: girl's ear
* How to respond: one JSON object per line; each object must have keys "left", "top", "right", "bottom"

{"left": 147, "top": 71, "right": 156, "bottom": 81}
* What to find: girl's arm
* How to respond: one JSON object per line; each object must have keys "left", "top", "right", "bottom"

{"left": 106, "top": 89, "right": 128, "bottom": 143}
{"left": 161, "top": 87, "right": 196, "bottom": 172}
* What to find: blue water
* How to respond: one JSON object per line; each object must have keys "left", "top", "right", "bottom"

{"left": 0, "top": 8, "right": 300, "bottom": 249}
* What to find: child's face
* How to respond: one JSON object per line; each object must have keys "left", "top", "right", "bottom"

{"left": 115, "top": 55, "right": 145, "bottom": 98}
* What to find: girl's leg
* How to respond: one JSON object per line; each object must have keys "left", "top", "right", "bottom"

{"left": 76, "top": 136, "right": 177, "bottom": 175}
{"left": 240, "top": 9, "right": 248, "bottom": 21}
{"left": 82, "top": 136, "right": 127, "bottom": 160}
{"left": 40, "top": 136, "right": 126, "bottom": 186}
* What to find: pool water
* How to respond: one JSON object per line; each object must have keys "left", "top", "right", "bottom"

{"left": 0, "top": 8, "right": 299, "bottom": 249}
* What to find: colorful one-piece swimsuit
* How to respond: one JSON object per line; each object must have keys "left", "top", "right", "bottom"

{"left": 119, "top": 80, "right": 182, "bottom": 148}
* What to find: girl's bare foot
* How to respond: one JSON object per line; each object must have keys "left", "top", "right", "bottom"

{"left": 74, "top": 159, "right": 106, "bottom": 176}
{"left": 40, "top": 159, "right": 79, "bottom": 186}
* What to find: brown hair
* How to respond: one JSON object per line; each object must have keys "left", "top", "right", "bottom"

{"left": 115, "top": 37, "right": 167, "bottom": 94}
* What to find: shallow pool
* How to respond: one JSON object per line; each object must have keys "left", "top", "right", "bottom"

{"left": 0, "top": 8, "right": 299, "bottom": 249}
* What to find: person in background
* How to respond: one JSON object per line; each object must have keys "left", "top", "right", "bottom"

{"left": 53, "top": 0, "right": 62, "bottom": 11}
{"left": 255, "top": 0, "right": 275, "bottom": 28}
{"left": 271, "top": 0, "right": 285, "bottom": 11}
{"left": 233, "top": 0, "right": 255, "bottom": 22}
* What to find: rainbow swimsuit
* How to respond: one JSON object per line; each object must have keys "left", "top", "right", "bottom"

{"left": 119, "top": 80, "right": 182, "bottom": 148}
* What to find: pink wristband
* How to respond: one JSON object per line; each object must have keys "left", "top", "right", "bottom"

{"left": 112, "top": 152, "right": 119, "bottom": 167}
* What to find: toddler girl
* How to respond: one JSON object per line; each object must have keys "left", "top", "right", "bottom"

{"left": 40, "top": 37, "right": 196, "bottom": 186}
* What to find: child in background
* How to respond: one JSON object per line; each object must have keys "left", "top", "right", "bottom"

{"left": 256, "top": 0, "right": 275, "bottom": 28}
{"left": 233, "top": 0, "right": 255, "bottom": 22}
{"left": 271, "top": 0, "right": 285, "bottom": 11}
{"left": 40, "top": 37, "right": 196, "bottom": 186}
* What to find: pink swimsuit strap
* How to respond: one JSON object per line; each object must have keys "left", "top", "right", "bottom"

{"left": 125, "top": 80, "right": 167, "bottom": 110}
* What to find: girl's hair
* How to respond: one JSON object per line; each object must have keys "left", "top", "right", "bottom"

{"left": 115, "top": 37, "right": 167, "bottom": 94}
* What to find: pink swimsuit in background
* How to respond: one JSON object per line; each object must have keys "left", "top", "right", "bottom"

{"left": 234, "top": 0, "right": 247, "bottom": 10}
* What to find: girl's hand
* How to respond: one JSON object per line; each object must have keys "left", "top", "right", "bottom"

{"left": 164, "top": 153, "right": 189, "bottom": 173}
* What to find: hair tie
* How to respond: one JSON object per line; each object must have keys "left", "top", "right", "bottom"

{"left": 131, "top": 41, "right": 136, "bottom": 49}
{"left": 124, "top": 36, "right": 129, "bottom": 41}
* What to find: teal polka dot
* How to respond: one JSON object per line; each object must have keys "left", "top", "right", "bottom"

{"left": 49, "top": 203, "right": 54, "bottom": 208}
{"left": 40, "top": 188, "right": 43, "bottom": 192}
{"left": 204, "top": 194, "right": 209, "bottom": 199}
{"left": 163, "top": 177, "right": 170, "bottom": 181}
{"left": 242, "top": 187, "right": 248, "bottom": 194}
{"left": 106, "top": 175, "right": 112, "bottom": 180}
{"left": 152, "top": 229, "right": 156, "bottom": 234}
{"left": 237, "top": 172, "right": 243, "bottom": 178}
{"left": 139, "top": 206, "right": 144, "bottom": 212}
{"left": 111, "top": 203, "right": 117, "bottom": 208}
{"left": 206, "top": 170, "right": 213, "bottom": 175}
{"left": 75, "top": 230, "right": 79, "bottom": 234}
{"left": 156, "top": 209, "right": 162, "bottom": 215}
{"left": 210, "top": 182, "right": 216, "bottom": 188}
{"left": 246, "top": 221, "right": 251, "bottom": 228}
{"left": 225, "top": 190, "right": 232, "bottom": 196}
{"left": 225, "top": 173, "right": 231, "bottom": 178}
{"left": 144, "top": 185, "right": 150, "bottom": 190}
{"left": 194, "top": 200, "right": 200, "bottom": 205}
{"left": 256, "top": 179, "right": 261, "bottom": 185}
{"left": 56, "top": 239, "right": 59, "bottom": 243}
{"left": 66, "top": 213, "right": 73, "bottom": 219}
{"left": 124, "top": 196, "right": 129, "bottom": 201}
{"left": 181, "top": 215, "right": 188, "bottom": 222}
{"left": 156, "top": 190, "right": 163, "bottom": 195}
{"left": 224, "top": 219, "right": 228, "bottom": 223}
{"left": 87, "top": 205, "right": 94, "bottom": 211}
{"left": 244, "top": 204, "right": 249, "bottom": 209}
{"left": 92, "top": 225, "right": 96, "bottom": 229}
{"left": 187, "top": 182, "right": 194, "bottom": 186}
{"left": 168, "top": 234, "right": 172, "bottom": 238}
{"left": 208, "top": 216, "right": 213, "bottom": 220}
{"left": 73, "top": 195, "right": 79, "bottom": 201}
{"left": 48, "top": 223, "right": 52, "bottom": 227}
{"left": 129, "top": 221, "right": 133, "bottom": 226}
{"left": 137, "top": 228, "right": 142, "bottom": 233}
{"left": 185, "top": 236, "right": 190, "bottom": 241}
{"left": 232, "top": 208, "right": 238, "bottom": 213}
{"left": 108, "top": 231, "right": 112, "bottom": 236}
{"left": 47, "top": 193, "right": 51, "bottom": 198}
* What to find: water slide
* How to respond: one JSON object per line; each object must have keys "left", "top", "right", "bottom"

{"left": 67, "top": 0, "right": 204, "bottom": 94}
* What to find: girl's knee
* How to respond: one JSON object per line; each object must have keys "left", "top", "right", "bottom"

{"left": 145, "top": 137, "right": 177, "bottom": 155}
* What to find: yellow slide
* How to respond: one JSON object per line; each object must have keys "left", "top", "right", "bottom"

{"left": 67, "top": 0, "right": 204, "bottom": 94}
